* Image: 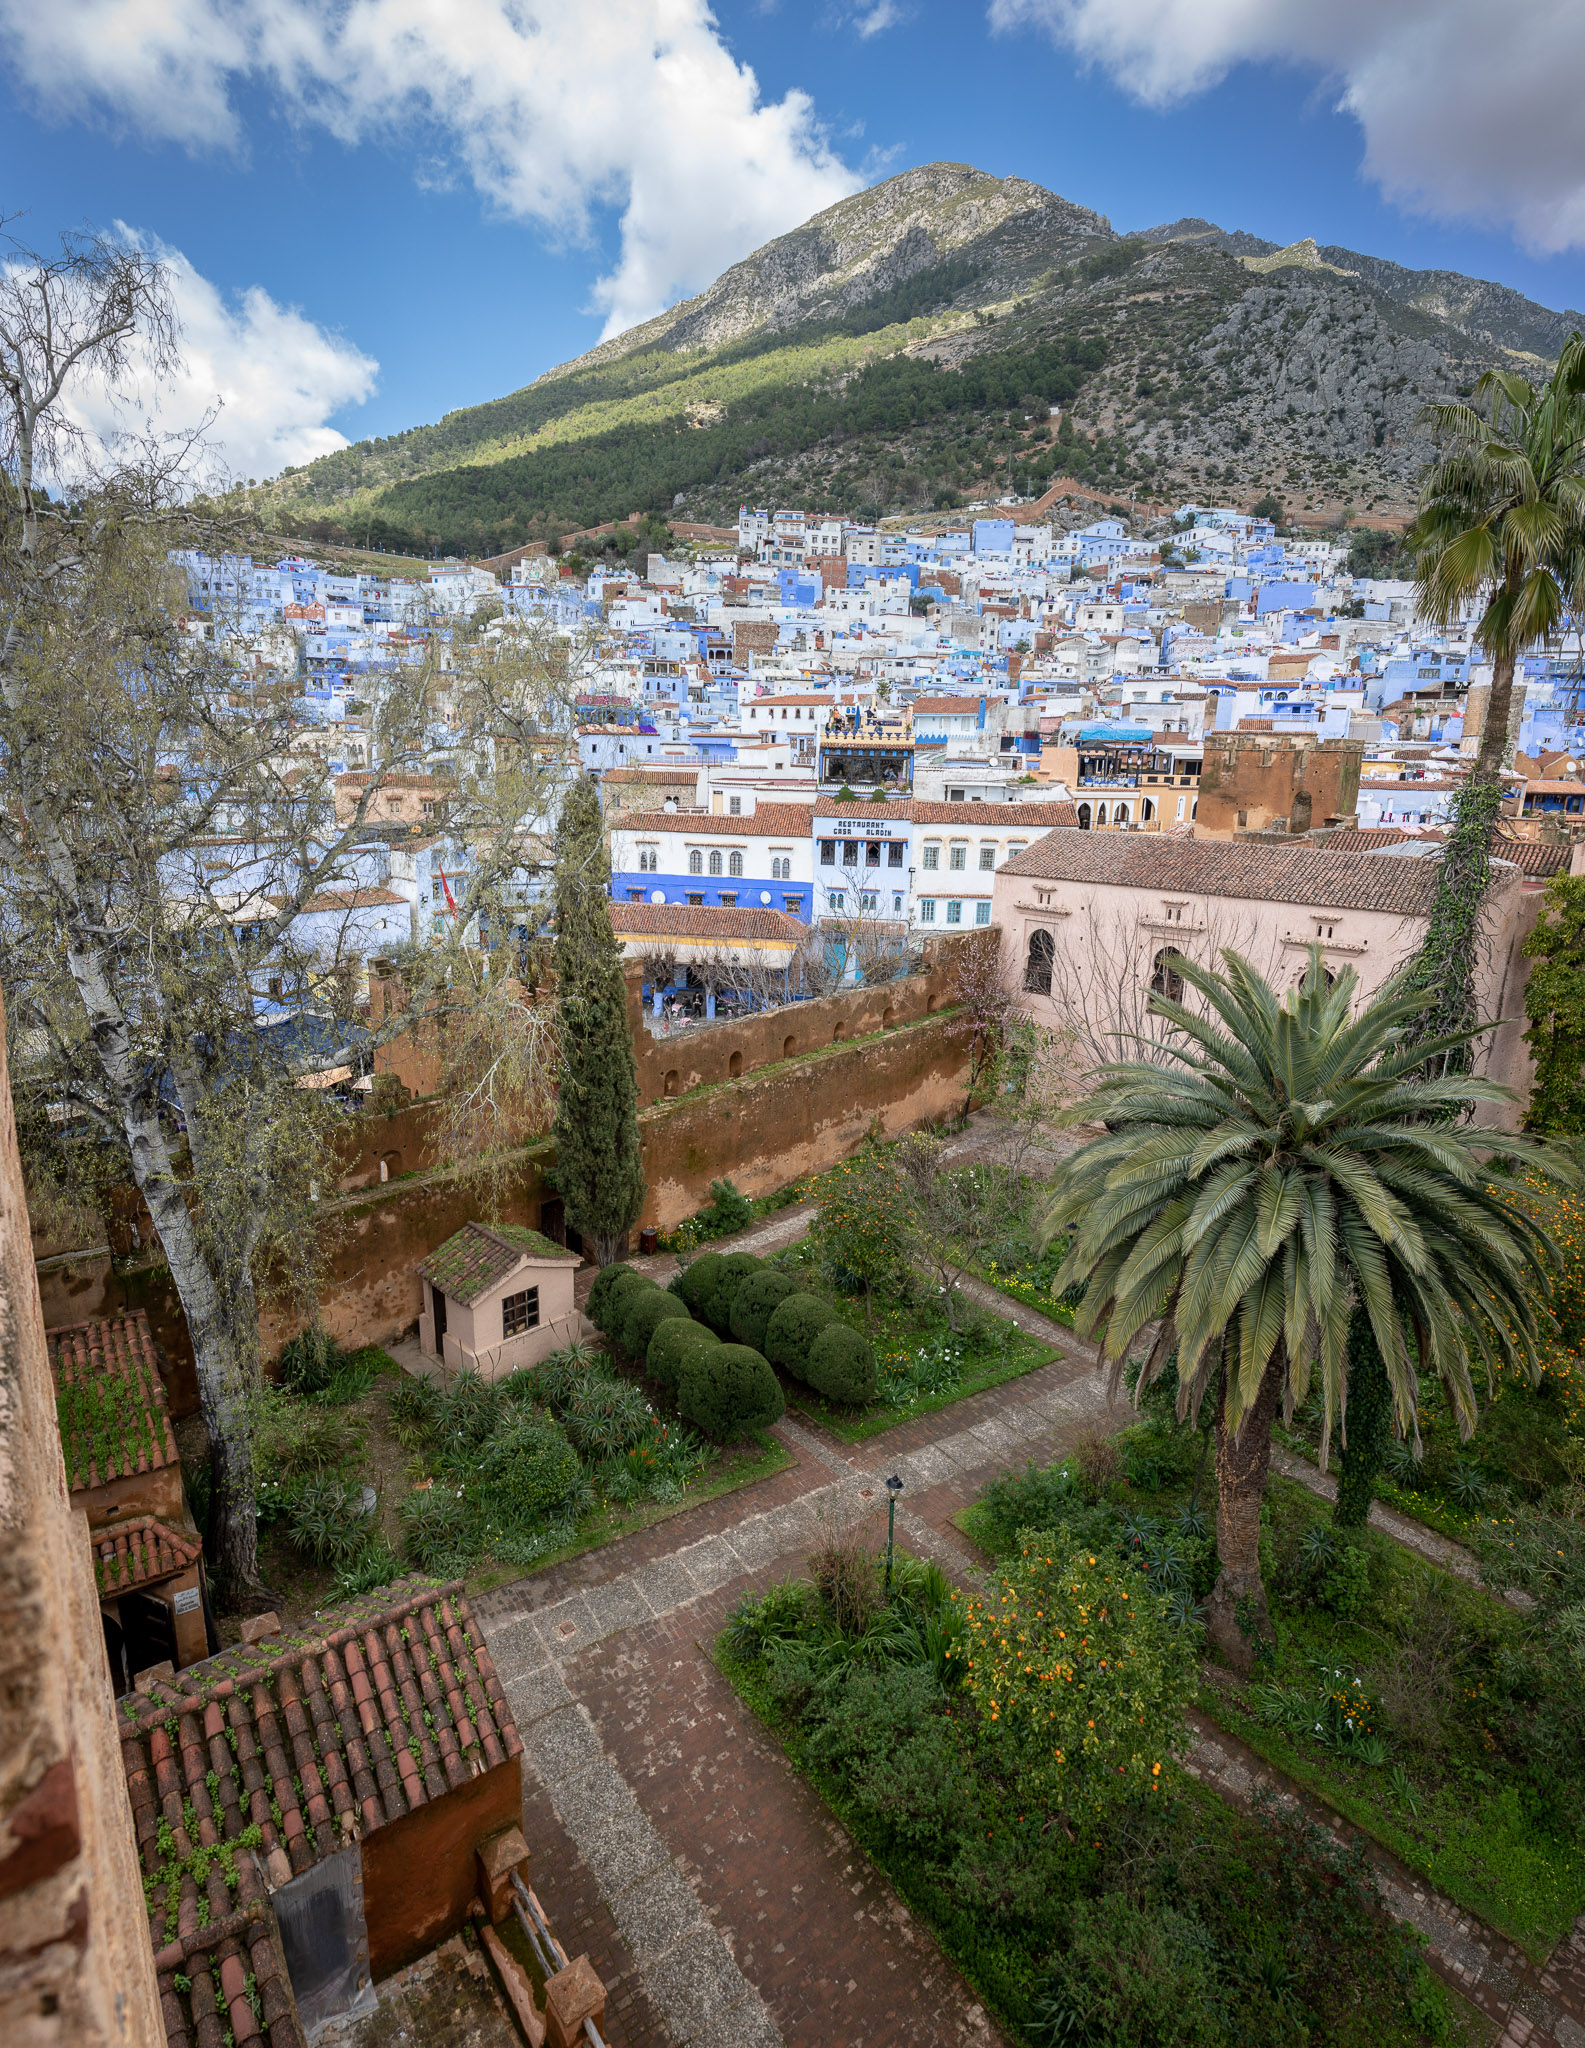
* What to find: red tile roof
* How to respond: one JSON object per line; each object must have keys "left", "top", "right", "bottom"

{"left": 1494, "top": 834, "right": 1575, "bottom": 877}
{"left": 609, "top": 902, "right": 807, "bottom": 944}
{"left": 94, "top": 1516, "right": 202, "bottom": 1596}
{"left": 612, "top": 802, "right": 814, "bottom": 837}
{"left": 1001, "top": 831, "right": 1448, "bottom": 914}
{"left": 911, "top": 695, "right": 985, "bottom": 714}
{"left": 267, "top": 888, "right": 408, "bottom": 913}
{"left": 50, "top": 1313, "right": 179, "bottom": 1492}
{"left": 124, "top": 1580, "right": 519, "bottom": 2048}
{"left": 123, "top": 1581, "right": 520, "bottom": 1883}
{"left": 418, "top": 1220, "right": 577, "bottom": 1304}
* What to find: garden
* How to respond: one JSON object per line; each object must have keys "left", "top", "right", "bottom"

{"left": 960, "top": 1384, "right": 1585, "bottom": 1961}
{"left": 238, "top": 1325, "right": 788, "bottom": 1626}
{"left": 718, "top": 1510, "right": 1475, "bottom": 2048}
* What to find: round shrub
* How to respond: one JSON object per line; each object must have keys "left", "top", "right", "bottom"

{"left": 619, "top": 1286, "right": 691, "bottom": 1361}
{"left": 677, "top": 1344, "right": 785, "bottom": 1441}
{"left": 730, "top": 1271, "right": 801, "bottom": 1353}
{"left": 589, "top": 1263, "right": 647, "bottom": 1337}
{"left": 702, "top": 1252, "right": 762, "bottom": 1335}
{"left": 607, "top": 1275, "right": 660, "bottom": 1353}
{"left": 674, "top": 1252, "right": 725, "bottom": 1316}
{"left": 764, "top": 1292, "right": 840, "bottom": 1380}
{"left": 646, "top": 1317, "right": 720, "bottom": 1393}
{"left": 804, "top": 1323, "right": 878, "bottom": 1406}
{"left": 586, "top": 1262, "right": 635, "bottom": 1332}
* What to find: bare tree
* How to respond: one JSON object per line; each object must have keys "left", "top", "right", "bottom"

{"left": 894, "top": 1132, "right": 1017, "bottom": 1332}
{"left": 0, "top": 227, "right": 573, "bottom": 1603}
{"left": 943, "top": 928, "right": 1017, "bottom": 1123}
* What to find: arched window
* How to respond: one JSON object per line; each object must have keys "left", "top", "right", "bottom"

{"left": 1115, "top": 802, "right": 1130, "bottom": 825}
{"left": 1095, "top": 803, "right": 1107, "bottom": 827}
{"left": 708, "top": 849, "right": 723, "bottom": 876}
{"left": 728, "top": 851, "right": 743, "bottom": 877}
{"left": 1077, "top": 804, "right": 1091, "bottom": 830}
{"left": 1142, "top": 799, "right": 1155, "bottom": 822}
{"left": 1150, "top": 947, "right": 1186, "bottom": 1001}
{"left": 688, "top": 848, "right": 702, "bottom": 874}
{"left": 1024, "top": 928, "right": 1055, "bottom": 996}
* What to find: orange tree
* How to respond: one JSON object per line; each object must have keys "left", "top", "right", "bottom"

{"left": 947, "top": 1537, "right": 1196, "bottom": 1834}
{"left": 807, "top": 1147, "right": 913, "bottom": 1319}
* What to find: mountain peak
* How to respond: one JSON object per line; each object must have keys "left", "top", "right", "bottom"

{"left": 544, "top": 161, "right": 1114, "bottom": 380}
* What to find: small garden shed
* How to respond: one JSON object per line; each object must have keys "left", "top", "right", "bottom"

{"left": 417, "top": 1222, "right": 583, "bottom": 1382}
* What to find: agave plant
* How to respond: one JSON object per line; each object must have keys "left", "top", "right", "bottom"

{"left": 1043, "top": 945, "right": 1558, "bottom": 1670}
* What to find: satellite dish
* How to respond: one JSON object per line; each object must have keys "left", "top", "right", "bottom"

{"left": 650, "top": 889, "right": 665, "bottom": 904}
{"left": 760, "top": 890, "right": 772, "bottom": 905}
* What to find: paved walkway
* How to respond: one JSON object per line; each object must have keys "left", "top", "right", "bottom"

{"left": 475, "top": 1318, "right": 1120, "bottom": 2047}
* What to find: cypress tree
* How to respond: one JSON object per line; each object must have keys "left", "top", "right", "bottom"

{"left": 551, "top": 775, "right": 645, "bottom": 1265}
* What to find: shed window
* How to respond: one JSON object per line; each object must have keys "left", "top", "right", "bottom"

{"left": 502, "top": 1286, "right": 539, "bottom": 1338}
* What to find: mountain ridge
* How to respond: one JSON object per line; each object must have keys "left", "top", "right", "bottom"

{"left": 261, "top": 163, "right": 1582, "bottom": 555}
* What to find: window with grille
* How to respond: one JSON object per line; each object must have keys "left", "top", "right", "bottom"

{"left": 920, "top": 899, "right": 936, "bottom": 922}
{"left": 708, "top": 850, "right": 723, "bottom": 875}
{"left": 502, "top": 1287, "right": 539, "bottom": 1338}
{"left": 689, "top": 849, "right": 702, "bottom": 874}
{"left": 729, "top": 851, "right": 743, "bottom": 877}
{"left": 975, "top": 902, "right": 991, "bottom": 925}
{"left": 979, "top": 845, "right": 996, "bottom": 871}
{"left": 922, "top": 843, "right": 940, "bottom": 870}
{"left": 819, "top": 840, "right": 835, "bottom": 865}
{"left": 888, "top": 841, "right": 903, "bottom": 867}
{"left": 946, "top": 900, "right": 963, "bottom": 925}
{"left": 949, "top": 844, "right": 967, "bottom": 871}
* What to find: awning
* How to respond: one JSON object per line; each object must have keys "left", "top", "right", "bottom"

{"left": 295, "top": 1065, "right": 352, "bottom": 1089}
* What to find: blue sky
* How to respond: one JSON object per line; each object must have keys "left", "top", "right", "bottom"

{"left": 2, "top": 0, "right": 1580, "bottom": 478}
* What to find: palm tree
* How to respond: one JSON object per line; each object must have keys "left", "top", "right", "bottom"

{"left": 1043, "top": 948, "right": 1556, "bottom": 1672}
{"left": 1409, "top": 338, "right": 1585, "bottom": 785}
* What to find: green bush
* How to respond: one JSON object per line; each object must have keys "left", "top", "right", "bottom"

{"left": 701, "top": 1252, "right": 762, "bottom": 1334}
{"left": 618, "top": 1284, "right": 691, "bottom": 1360}
{"left": 589, "top": 1265, "right": 648, "bottom": 1337}
{"left": 286, "top": 1478, "right": 370, "bottom": 1565}
{"left": 647, "top": 1317, "right": 721, "bottom": 1392}
{"left": 471, "top": 1408, "right": 582, "bottom": 1523}
{"left": 696, "top": 1177, "right": 754, "bottom": 1238}
{"left": 277, "top": 1327, "right": 341, "bottom": 1396}
{"left": 673, "top": 1251, "right": 725, "bottom": 1315}
{"left": 764, "top": 1292, "right": 839, "bottom": 1379}
{"left": 677, "top": 1343, "right": 785, "bottom": 1440}
{"left": 729, "top": 1271, "right": 800, "bottom": 1352}
{"left": 585, "top": 1262, "right": 636, "bottom": 1331}
{"left": 804, "top": 1323, "right": 878, "bottom": 1406}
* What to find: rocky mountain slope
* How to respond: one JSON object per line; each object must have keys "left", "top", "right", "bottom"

{"left": 262, "top": 163, "right": 1580, "bottom": 556}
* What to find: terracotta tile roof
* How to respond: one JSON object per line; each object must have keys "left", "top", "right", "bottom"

{"left": 609, "top": 903, "right": 807, "bottom": 944}
{"left": 94, "top": 1516, "right": 202, "bottom": 1596}
{"left": 611, "top": 803, "right": 814, "bottom": 837}
{"left": 1001, "top": 831, "right": 1447, "bottom": 914}
{"left": 1494, "top": 834, "right": 1575, "bottom": 877}
{"left": 418, "top": 1221, "right": 577, "bottom": 1304}
{"left": 267, "top": 888, "right": 408, "bottom": 913}
{"left": 124, "top": 1581, "right": 518, "bottom": 2047}
{"left": 602, "top": 766, "right": 695, "bottom": 783}
{"left": 911, "top": 695, "right": 985, "bottom": 714}
{"left": 123, "top": 1580, "right": 520, "bottom": 1883}
{"left": 1322, "top": 825, "right": 1446, "bottom": 852}
{"left": 335, "top": 773, "right": 450, "bottom": 794}
{"left": 50, "top": 1313, "right": 179, "bottom": 1492}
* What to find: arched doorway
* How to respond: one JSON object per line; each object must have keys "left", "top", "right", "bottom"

{"left": 1077, "top": 803, "right": 1091, "bottom": 830}
{"left": 1024, "top": 928, "right": 1055, "bottom": 995}
{"left": 1095, "top": 802, "right": 1107, "bottom": 826}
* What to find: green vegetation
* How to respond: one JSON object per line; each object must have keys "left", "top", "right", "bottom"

{"left": 720, "top": 1531, "right": 1466, "bottom": 2046}
{"left": 1044, "top": 945, "right": 1555, "bottom": 1670}
{"left": 1522, "top": 874, "right": 1585, "bottom": 1135}
{"left": 963, "top": 1410, "right": 1585, "bottom": 1959}
{"left": 274, "top": 332, "right": 1104, "bottom": 556}
{"left": 55, "top": 1352, "right": 162, "bottom": 1489}
{"left": 552, "top": 776, "right": 645, "bottom": 1265}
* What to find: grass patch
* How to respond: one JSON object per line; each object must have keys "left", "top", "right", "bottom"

{"left": 768, "top": 1235, "right": 1054, "bottom": 1441}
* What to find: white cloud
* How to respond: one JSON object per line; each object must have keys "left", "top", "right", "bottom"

{"left": 0, "top": 0, "right": 863, "bottom": 336}
{"left": 989, "top": 0, "right": 1585, "bottom": 254}
{"left": 55, "top": 236, "right": 378, "bottom": 483}
{"left": 853, "top": 1, "right": 906, "bottom": 35}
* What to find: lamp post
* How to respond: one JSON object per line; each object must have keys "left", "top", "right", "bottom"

{"left": 884, "top": 1474, "right": 903, "bottom": 1596}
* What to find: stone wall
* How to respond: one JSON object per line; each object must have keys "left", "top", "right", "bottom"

{"left": 0, "top": 993, "right": 164, "bottom": 2047}
{"left": 1196, "top": 733, "right": 1363, "bottom": 839}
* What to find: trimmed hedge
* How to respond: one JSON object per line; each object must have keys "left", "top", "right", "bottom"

{"left": 730, "top": 1271, "right": 801, "bottom": 1353}
{"left": 763, "top": 1292, "right": 840, "bottom": 1380}
{"left": 618, "top": 1285, "right": 691, "bottom": 1361}
{"left": 673, "top": 1252, "right": 725, "bottom": 1315}
{"left": 805, "top": 1323, "right": 878, "bottom": 1406}
{"left": 678, "top": 1344, "right": 785, "bottom": 1441}
{"left": 590, "top": 1265, "right": 649, "bottom": 1338}
{"left": 702, "top": 1252, "right": 763, "bottom": 1335}
{"left": 646, "top": 1318, "right": 720, "bottom": 1393}
{"left": 586, "top": 1262, "right": 636, "bottom": 1332}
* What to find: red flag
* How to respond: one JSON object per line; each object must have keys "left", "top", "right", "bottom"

{"left": 438, "top": 866, "right": 458, "bottom": 914}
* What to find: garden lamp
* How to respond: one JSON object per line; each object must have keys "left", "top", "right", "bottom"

{"left": 884, "top": 1473, "right": 904, "bottom": 1594}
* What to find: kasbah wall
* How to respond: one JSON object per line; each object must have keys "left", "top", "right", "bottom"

{"left": 31, "top": 932, "right": 987, "bottom": 1384}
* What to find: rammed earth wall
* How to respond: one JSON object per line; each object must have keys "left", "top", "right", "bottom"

{"left": 33, "top": 935, "right": 987, "bottom": 1367}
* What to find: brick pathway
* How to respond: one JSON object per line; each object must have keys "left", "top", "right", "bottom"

{"left": 477, "top": 1334, "right": 1125, "bottom": 2046}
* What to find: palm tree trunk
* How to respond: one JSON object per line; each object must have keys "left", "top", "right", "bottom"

{"left": 1204, "top": 1342, "right": 1287, "bottom": 1674}
{"left": 1473, "top": 645, "right": 1517, "bottom": 783}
